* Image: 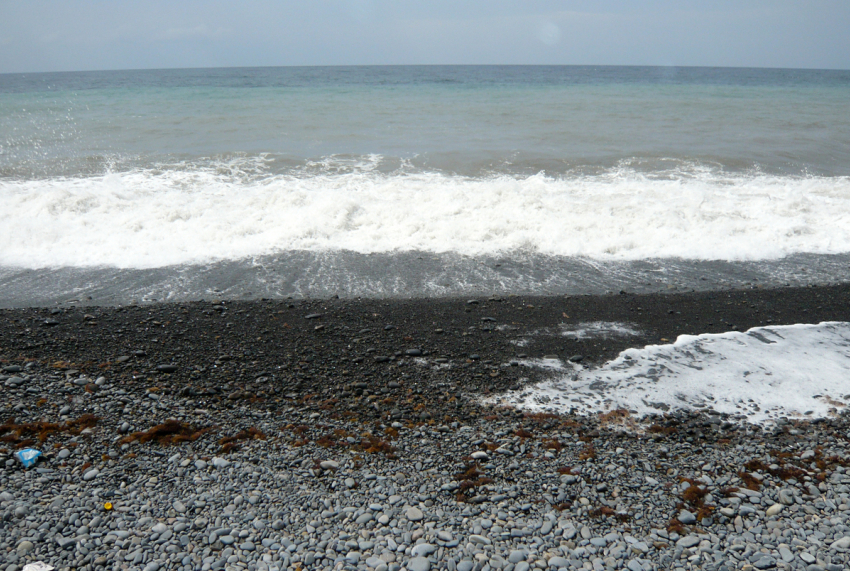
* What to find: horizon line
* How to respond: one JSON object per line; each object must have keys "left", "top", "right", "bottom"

{"left": 3, "top": 62, "right": 850, "bottom": 77}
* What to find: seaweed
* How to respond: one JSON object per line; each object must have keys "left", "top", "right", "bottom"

{"left": 666, "top": 518, "right": 687, "bottom": 535}
{"left": 681, "top": 484, "right": 708, "bottom": 507}
{"left": 384, "top": 427, "right": 399, "bottom": 439}
{"left": 578, "top": 445, "right": 596, "bottom": 461}
{"left": 648, "top": 424, "right": 677, "bottom": 435}
{"left": 589, "top": 506, "right": 630, "bottom": 522}
{"left": 599, "top": 409, "right": 631, "bottom": 424}
{"left": 453, "top": 463, "right": 494, "bottom": 503}
{"left": 673, "top": 477, "right": 716, "bottom": 523}
{"left": 737, "top": 472, "right": 762, "bottom": 491}
{"left": 218, "top": 427, "right": 267, "bottom": 453}
{"left": 358, "top": 433, "right": 396, "bottom": 458}
{"left": 542, "top": 439, "right": 563, "bottom": 451}
{"left": 119, "top": 419, "right": 215, "bottom": 446}
{"left": 743, "top": 459, "right": 767, "bottom": 472}
{"left": 0, "top": 414, "right": 99, "bottom": 447}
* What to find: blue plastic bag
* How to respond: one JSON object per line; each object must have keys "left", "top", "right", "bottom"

{"left": 15, "top": 448, "right": 42, "bottom": 468}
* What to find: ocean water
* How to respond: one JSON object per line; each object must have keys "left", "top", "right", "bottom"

{"left": 1, "top": 65, "right": 850, "bottom": 305}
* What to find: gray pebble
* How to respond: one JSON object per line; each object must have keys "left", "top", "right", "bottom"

{"left": 16, "top": 540, "right": 33, "bottom": 554}
{"left": 411, "top": 543, "right": 436, "bottom": 557}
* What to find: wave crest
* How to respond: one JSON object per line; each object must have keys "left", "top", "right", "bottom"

{"left": 2, "top": 159, "right": 849, "bottom": 268}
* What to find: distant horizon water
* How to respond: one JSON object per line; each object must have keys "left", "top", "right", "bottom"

{"left": 4, "top": 62, "right": 850, "bottom": 77}
{"left": 1, "top": 65, "right": 849, "bottom": 305}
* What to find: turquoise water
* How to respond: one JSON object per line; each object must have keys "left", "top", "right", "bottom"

{"left": 3, "top": 65, "right": 850, "bottom": 178}
{"left": 1, "top": 66, "right": 849, "bottom": 304}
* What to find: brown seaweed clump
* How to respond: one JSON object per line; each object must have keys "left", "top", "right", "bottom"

{"left": 454, "top": 463, "right": 494, "bottom": 503}
{"left": 359, "top": 434, "right": 397, "bottom": 458}
{"left": 218, "top": 427, "right": 267, "bottom": 453}
{"left": 119, "top": 419, "right": 215, "bottom": 446}
{"left": 0, "top": 414, "right": 99, "bottom": 448}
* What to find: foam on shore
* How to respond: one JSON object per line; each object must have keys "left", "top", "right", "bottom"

{"left": 492, "top": 321, "right": 850, "bottom": 423}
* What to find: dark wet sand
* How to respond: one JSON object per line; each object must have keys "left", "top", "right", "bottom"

{"left": 2, "top": 284, "right": 850, "bottom": 426}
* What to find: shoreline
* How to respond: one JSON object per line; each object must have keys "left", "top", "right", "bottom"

{"left": 2, "top": 284, "right": 850, "bottom": 571}
{"left": 2, "top": 252, "right": 849, "bottom": 310}
{"left": 3, "top": 282, "right": 850, "bottom": 380}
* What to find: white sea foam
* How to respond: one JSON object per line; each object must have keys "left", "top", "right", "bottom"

{"left": 2, "top": 161, "right": 850, "bottom": 268}
{"left": 491, "top": 322, "right": 850, "bottom": 423}
{"left": 511, "top": 322, "right": 641, "bottom": 347}
{"left": 560, "top": 322, "right": 643, "bottom": 339}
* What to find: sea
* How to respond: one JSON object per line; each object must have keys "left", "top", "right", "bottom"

{"left": 3, "top": 65, "right": 850, "bottom": 420}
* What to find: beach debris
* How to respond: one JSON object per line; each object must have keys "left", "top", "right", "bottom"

{"left": 23, "top": 563, "right": 54, "bottom": 571}
{"left": 14, "top": 448, "right": 41, "bottom": 468}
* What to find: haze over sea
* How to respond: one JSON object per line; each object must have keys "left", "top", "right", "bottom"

{"left": 1, "top": 65, "right": 850, "bottom": 306}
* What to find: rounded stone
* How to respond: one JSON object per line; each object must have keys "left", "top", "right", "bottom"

{"left": 16, "top": 540, "right": 34, "bottom": 554}
{"left": 509, "top": 550, "right": 527, "bottom": 564}
{"left": 411, "top": 543, "right": 436, "bottom": 557}
{"left": 406, "top": 507, "right": 424, "bottom": 521}
{"left": 765, "top": 504, "right": 784, "bottom": 517}
{"left": 408, "top": 556, "right": 431, "bottom": 571}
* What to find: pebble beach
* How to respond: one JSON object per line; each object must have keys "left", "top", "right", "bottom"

{"left": 3, "top": 285, "right": 850, "bottom": 571}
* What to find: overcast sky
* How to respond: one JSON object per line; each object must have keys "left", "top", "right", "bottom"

{"left": 1, "top": 0, "right": 848, "bottom": 73}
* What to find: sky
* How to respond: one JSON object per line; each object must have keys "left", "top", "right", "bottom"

{"left": 1, "top": 0, "right": 849, "bottom": 73}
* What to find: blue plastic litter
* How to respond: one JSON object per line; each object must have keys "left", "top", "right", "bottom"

{"left": 15, "top": 448, "right": 42, "bottom": 468}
